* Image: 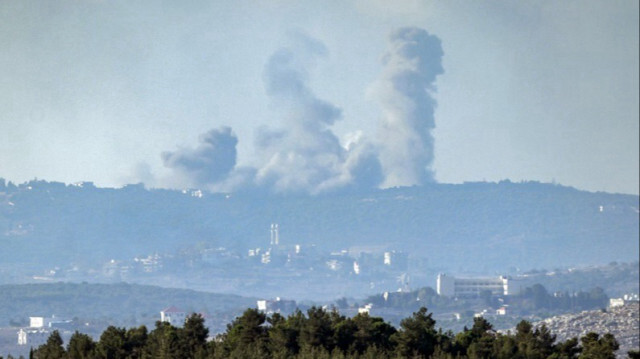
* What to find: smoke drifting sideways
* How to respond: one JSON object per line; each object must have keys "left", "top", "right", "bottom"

{"left": 161, "top": 27, "right": 443, "bottom": 195}
{"left": 161, "top": 127, "right": 238, "bottom": 188}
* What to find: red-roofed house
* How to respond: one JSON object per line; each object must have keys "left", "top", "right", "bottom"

{"left": 160, "top": 306, "right": 187, "bottom": 327}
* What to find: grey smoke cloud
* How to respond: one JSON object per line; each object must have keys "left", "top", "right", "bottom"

{"left": 162, "top": 28, "right": 442, "bottom": 194}
{"left": 375, "top": 27, "right": 444, "bottom": 187}
{"left": 162, "top": 127, "right": 238, "bottom": 187}
{"left": 253, "top": 32, "right": 383, "bottom": 194}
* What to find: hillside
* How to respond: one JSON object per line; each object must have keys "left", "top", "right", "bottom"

{"left": 0, "top": 282, "right": 256, "bottom": 331}
{"left": 531, "top": 302, "right": 639, "bottom": 358}
{"left": 1, "top": 179, "right": 637, "bottom": 275}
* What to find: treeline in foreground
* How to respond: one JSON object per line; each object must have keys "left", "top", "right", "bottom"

{"left": 10, "top": 307, "right": 639, "bottom": 359}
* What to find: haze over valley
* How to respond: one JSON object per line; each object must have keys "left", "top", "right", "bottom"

{"left": 0, "top": 0, "right": 638, "bottom": 357}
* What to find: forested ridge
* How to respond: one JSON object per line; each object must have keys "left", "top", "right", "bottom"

{"left": 0, "top": 283, "right": 255, "bottom": 330}
{"left": 2, "top": 179, "right": 638, "bottom": 272}
{"left": 14, "top": 307, "right": 637, "bottom": 359}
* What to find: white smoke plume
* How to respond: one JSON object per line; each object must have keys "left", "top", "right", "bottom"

{"left": 375, "top": 27, "right": 444, "bottom": 187}
{"left": 253, "top": 32, "right": 382, "bottom": 194}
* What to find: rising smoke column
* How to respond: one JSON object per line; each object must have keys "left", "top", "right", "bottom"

{"left": 161, "top": 28, "right": 445, "bottom": 194}
{"left": 376, "top": 27, "right": 444, "bottom": 187}
{"left": 255, "top": 32, "right": 383, "bottom": 194}
{"left": 161, "top": 127, "right": 238, "bottom": 187}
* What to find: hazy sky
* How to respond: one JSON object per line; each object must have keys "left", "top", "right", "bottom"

{"left": 1, "top": 0, "right": 638, "bottom": 194}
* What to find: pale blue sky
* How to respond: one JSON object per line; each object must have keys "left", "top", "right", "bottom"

{"left": 1, "top": 0, "right": 638, "bottom": 194}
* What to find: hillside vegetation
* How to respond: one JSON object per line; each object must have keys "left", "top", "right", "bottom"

{"left": 1, "top": 179, "right": 637, "bottom": 273}
{"left": 19, "top": 307, "right": 632, "bottom": 359}
{"left": 0, "top": 282, "right": 255, "bottom": 331}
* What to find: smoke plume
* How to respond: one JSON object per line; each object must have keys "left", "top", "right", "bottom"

{"left": 375, "top": 27, "right": 444, "bottom": 187}
{"left": 161, "top": 27, "right": 442, "bottom": 194}
{"left": 253, "top": 33, "right": 383, "bottom": 194}
{"left": 161, "top": 127, "right": 238, "bottom": 187}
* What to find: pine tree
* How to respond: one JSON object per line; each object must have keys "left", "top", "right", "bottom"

{"left": 579, "top": 332, "right": 619, "bottom": 359}
{"left": 96, "top": 326, "right": 127, "bottom": 359}
{"left": 392, "top": 307, "right": 438, "bottom": 358}
{"left": 33, "top": 330, "right": 66, "bottom": 359}
{"left": 179, "top": 314, "right": 209, "bottom": 358}
{"left": 67, "top": 331, "right": 95, "bottom": 359}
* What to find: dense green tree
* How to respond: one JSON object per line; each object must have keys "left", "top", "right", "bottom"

{"left": 144, "top": 321, "right": 180, "bottom": 359}
{"left": 96, "top": 326, "right": 127, "bottom": 359}
{"left": 494, "top": 335, "right": 518, "bottom": 359}
{"left": 352, "top": 313, "right": 396, "bottom": 354}
{"left": 579, "top": 332, "right": 619, "bottom": 359}
{"left": 549, "top": 337, "right": 581, "bottom": 359}
{"left": 179, "top": 314, "right": 209, "bottom": 359}
{"left": 532, "top": 324, "right": 557, "bottom": 358}
{"left": 33, "top": 330, "right": 66, "bottom": 359}
{"left": 331, "top": 316, "right": 356, "bottom": 354}
{"left": 300, "top": 307, "right": 334, "bottom": 351}
{"left": 392, "top": 307, "right": 438, "bottom": 358}
{"left": 217, "top": 308, "right": 268, "bottom": 358}
{"left": 453, "top": 317, "right": 495, "bottom": 359}
{"left": 124, "top": 325, "right": 148, "bottom": 359}
{"left": 67, "top": 331, "right": 95, "bottom": 359}
{"left": 21, "top": 305, "right": 626, "bottom": 359}
{"left": 268, "top": 312, "right": 301, "bottom": 358}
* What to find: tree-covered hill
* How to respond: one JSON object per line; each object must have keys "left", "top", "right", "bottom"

{"left": 1, "top": 179, "right": 638, "bottom": 272}
{"left": 0, "top": 282, "right": 256, "bottom": 331}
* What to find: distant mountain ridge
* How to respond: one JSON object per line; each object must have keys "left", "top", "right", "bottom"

{"left": 1, "top": 179, "right": 638, "bottom": 272}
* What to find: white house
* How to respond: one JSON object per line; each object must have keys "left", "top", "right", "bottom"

{"left": 18, "top": 328, "right": 49, "bottom": 346}
{"left": 358, "top": 303, "right": 373, "bottom": 315}
{"left": 160, "top": 306, "right": 187, "bottom": 327}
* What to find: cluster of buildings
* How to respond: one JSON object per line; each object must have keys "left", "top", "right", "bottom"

{"left": 30, "top": 224, "right": 414, "bottom": 303}
{"left": 256, "top": 297, "right": 297, "bottom": 315}
{"left": 17, "top": 316, "right": 74, "bottom": 347}
{"left": 246, "top": 224, "right": 409, "bottom": 276}
{"left": 18, "top": 307, "right": 194, "bottom": 346}
{"left": 17, "top": 298, "right": 302, "bottom": 346}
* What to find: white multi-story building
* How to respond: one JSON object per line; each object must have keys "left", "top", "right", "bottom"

{"left": 29, "top": 316, "right": 52, "bottom": 328}
{"left": 437, "top": 273, "right": 509, "bottom": 297}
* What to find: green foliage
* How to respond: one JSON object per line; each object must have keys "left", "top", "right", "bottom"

{"left": 508, "top": 284, "right": 610, "bottom": 312}
{"left": 27, "top": 306, "right": 624, "bottom": 359}
{"left": 579, "top": 332, "right": 619, "bottom": 359}
{"left": 33, "top": 330, "right": 65, "bottom": 359}
{"left": 96, "top": 326, "right": 127, "bottom": 359}
{"left": 66, "top": 331, "right": 95, "bottom": 359}
{"left": 3, "top": 180, "right": 638, "bottom": 275}
{"left": 0, "top": 282, "right": 255, "bottom": 329}
{"left": 180, "top": 314, "right": 209, "bottom": 359}
{"left": 392, "top": 307, "right": 439, "bottom": 358}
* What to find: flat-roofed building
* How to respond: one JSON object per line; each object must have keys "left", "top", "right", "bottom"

{"left": 437, "top": 273, "right": 509, "bottom": 297}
